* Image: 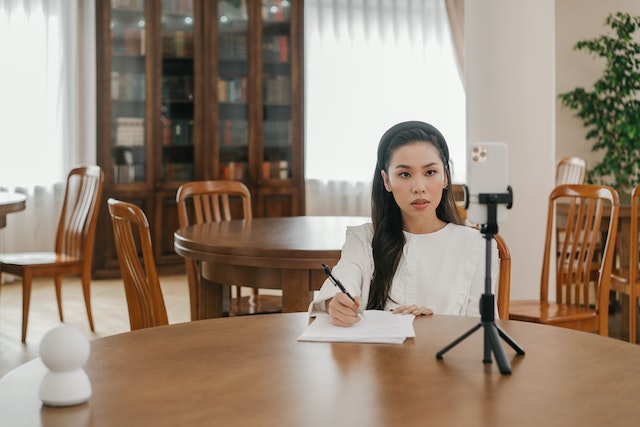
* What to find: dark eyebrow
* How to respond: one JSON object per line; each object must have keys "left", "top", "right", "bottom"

{"left": 394, "top": 162, "right": 440, "bottom": 169}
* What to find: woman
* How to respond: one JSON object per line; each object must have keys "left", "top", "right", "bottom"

{"left": 309, "top": 121, "right": 498, "bottom": 326}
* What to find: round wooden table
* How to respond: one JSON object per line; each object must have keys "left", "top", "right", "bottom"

{"left": 0, "top": 191, "right": 26, "bottom": 229}
{"left": 174, "top": 216, "right": 369, "bottom": 318}
{"left": 1, "top": 314, "right": 639, "bottom": 426}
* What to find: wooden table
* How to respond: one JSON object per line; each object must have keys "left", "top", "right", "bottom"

{"left": 0, "top": 191, "right": 26, "bottom": 229}
{"left": 2, "top": 313, "right": 640, "bottom": 426}
{"left": 174, "top": 216, "right": 369, "bottom": 318}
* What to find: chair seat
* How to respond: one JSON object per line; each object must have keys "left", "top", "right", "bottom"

{"left": 229, "top": 294, "right": 283, "bottom": 316}
{"left": 509, "top": 300, "right": 597, "bottom": 325}
{"left": 0, "top": 252, "right": 81, "bottom": 267}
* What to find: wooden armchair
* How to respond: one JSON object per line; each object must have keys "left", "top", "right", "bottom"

{"left": 610, "top": 184, "right": 640, "bottom": 342}
{"left": 107, "top": 199, "right": 168, "bottom": 330}
{"left": 176, "top": 180, "right": 281, "bottom": 319}
{"left": 509, "top": 184, "right": 619, "bottom": 335}
{"left": 0, "top": 166, "right": 103, "bottom": 342}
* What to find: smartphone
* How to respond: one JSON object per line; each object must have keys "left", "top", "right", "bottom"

{"left": 466, "top": 142, "right": 509, "bottom": 225}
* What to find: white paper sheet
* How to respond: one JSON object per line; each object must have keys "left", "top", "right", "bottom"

{"left": 297, "top": 310, "right": 416, "bottom": 344}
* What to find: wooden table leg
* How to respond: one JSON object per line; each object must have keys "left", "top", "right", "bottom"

{"left": 198, "top": 273, "right": 227, "bottom": 319}
{"left": 281, "top": 269, "right": 314, "bottom": 312}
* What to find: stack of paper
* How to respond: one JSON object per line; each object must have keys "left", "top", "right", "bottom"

{"left": 297, "top": 310, "right": 416, "bottom": 344}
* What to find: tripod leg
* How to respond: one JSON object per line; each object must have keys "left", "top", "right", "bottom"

{"left": 485, "top": 323, "right": 512, "bottom": 374}
{"left": 436, "top": 323, "right": 482, "bottom": 359}
{"left": 496, "top": 325, "right": 526, "bottom": 355}
{"left": 483, "top": 328, "right": 492, "bottom": 363}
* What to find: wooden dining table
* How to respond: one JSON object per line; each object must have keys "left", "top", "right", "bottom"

{"left": 174, "top": 215, "right": 370, "bottom": 319}
{"left": 1, "top": 313, "right": 640, "bottom": 426}
{"left": 0, "top": 191, "right": 26, "bottom": 229}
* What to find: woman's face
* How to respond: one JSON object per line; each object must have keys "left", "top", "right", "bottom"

{"left": 381, "top": 141, "right": 448, "bottom": 233}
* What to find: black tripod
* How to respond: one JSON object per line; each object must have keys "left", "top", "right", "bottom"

{"left": 436, "top": 188, "right": 525, "bottom": 374}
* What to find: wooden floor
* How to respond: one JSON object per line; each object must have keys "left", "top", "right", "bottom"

{"left": 0, "top": 274, "right": 191, "bottom": 378}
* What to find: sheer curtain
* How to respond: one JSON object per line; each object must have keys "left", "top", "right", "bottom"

{"left": 304, "top": 0, "right": 465, "bottom": 216}
{"left": 0, "top": 0, "right": 81, "bottom": 263}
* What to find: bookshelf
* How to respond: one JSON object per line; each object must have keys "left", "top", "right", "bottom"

{"left": 94, "top": 0, "right": 304, "bottom": 277}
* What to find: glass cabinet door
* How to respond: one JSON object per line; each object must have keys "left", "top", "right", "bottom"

{"left": 160, "top": 0, "right": 195, "bottom": 183}
{"left": 261, "top": 0, "right": 292, "bottom": 181}
{"left": 110, "top": 0, "right": 147, "bottom": 184}
{"left": 216, "top": 0, "right": 250, "bottom": 181}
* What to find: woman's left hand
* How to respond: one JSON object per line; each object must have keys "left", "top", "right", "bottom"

{"left": 390, "top": 305, "right": 433, "bottom": 316}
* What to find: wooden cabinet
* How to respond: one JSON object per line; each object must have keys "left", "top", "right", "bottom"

{"left": 94, "top": 0, "right": 304, "bottom": 278}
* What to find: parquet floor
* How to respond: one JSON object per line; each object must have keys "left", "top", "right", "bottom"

{"left": 0, "top": 274, "right": 191, "bottom": 378}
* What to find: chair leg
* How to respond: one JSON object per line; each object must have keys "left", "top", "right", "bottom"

{"left": 54, "top": 276, "right": 64, "bottom": 322}
{"left": 630, "top": 295, "right": 637, "bottom": 344}
{"left": 81, "top": 272, "right": 95, "bottom": 332}
{"left": 22, "top": 272, "right": 32, "bottom": 343}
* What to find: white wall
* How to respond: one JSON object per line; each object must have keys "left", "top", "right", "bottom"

{"left": 556, "top": 0, "right": 640, "bottom": 165}
{"left": 466, "top": 0, "right": 555, "bottom": 299}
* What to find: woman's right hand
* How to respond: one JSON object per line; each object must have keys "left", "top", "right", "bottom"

{"left": 326, "top": 292, "right": 362, "bottom": 327}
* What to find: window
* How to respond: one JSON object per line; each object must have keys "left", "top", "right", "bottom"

{"left": 304, "top": 0, "right": 466, "bottom": 184}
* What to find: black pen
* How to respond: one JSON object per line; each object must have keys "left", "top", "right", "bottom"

{"left": 322, "top": 262, "right": 366, "bottom": 319}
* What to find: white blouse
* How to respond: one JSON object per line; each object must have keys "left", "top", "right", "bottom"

{"left": 309, "top": 223, "right": 498, "bottom": 317}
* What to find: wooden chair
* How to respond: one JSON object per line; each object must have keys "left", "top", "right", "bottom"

{"left": 509, "top": 184, "right": 619, "bottom": 335}
{"left": 494, "top": 233, "right": 511, "bottom": 320}
{"left": 555, "top": 156, "right": 587, "bottom": 185}
{"left": 0, "top": 166, "right": 103, "bottom": 342}
{"left": 610, "top": 184, "right": 640, "bottom": 343}
{"left": 107, "top": 198, "right": 168, "bottom": 330}
{"left": 176, "top": 180, "right": 282, "bottom": 319}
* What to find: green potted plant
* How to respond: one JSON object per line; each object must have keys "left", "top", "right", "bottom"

{"left": 558, "top": 12, "right": 640, "bottom": 196}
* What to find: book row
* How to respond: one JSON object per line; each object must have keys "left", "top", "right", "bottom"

{"left": 263, "top": 76, "right": 291, "bottom": 104}
{"left": 219, "top": 34, "right": 248, "bottom": 60}
{"left": 263, "top": 121, "right": 291, "bottom": 146}
{"left": 162, "top": 118, "right": 194, "bottom": 146}
{"left": 113, "top": 164, "right": 144, "bottom": 184}
{"left": 262, "top": 0, "right": 290, "bottom": 22}
{"left": 218, "top": 78, "right": 247, "bottom": 103}
{"left": 111, "top": 72, "right": 145, "bottom": 101}
{"left": 219, "top": 161, "right": 248, "bottom": 181}
{"left": 112, "top": 0, "right": 193, "bottom": 14}
{"left": 161, "top": 0, "right": 194, "bottom": 14}
{"left": 113, "top": 29, "right": 146, "bottom": 56}
{"left": 162, "top": 75, "right": 194, "bottom": 101}
{"left": 262, "top": 36, "right": 289, "bottom": 63}
{"left": 162, "top": 31, "right": 194, "bottom": 57}
{"left": 115, "top": 117, "right": 145, "bottom": 146}
{"left": 112, "top": 0, "right": 144, "bottom": 10}
{"left": 219, "top": 119, "right": 249, "bottom": 146}
{"left": 216, "top": 76, "right": 290, "bottom": 105}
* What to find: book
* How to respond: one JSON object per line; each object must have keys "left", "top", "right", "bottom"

{"left": 297, "top": 310, "right": 416, "bottom": 344}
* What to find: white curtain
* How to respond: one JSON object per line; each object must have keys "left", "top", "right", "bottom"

{"left": 0, "top": 0, "right": 82, "bottom": 264}
{"left": 304, "top": 0, "right": 465, "bottom": 216}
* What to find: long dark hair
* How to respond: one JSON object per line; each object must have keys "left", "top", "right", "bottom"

{"left": 367, "top": 121, "right": 464, "bottom": 310}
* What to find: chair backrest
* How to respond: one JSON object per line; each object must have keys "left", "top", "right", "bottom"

{"left": 494, "top": 233, "right": 511, "bottom": 320}
{"left": 555, "top": 157, "right": 587, "bottom": 185}
{"left": 542, "top": 184, "right": 619, "bottom": 329}
{"left": 176, "top": 180, "right": 252, "bottom": 227}
{"left": 55, "top": 166, "right": 104, "bottom": 264}
{"left": 630, "top": 185, "right": 640, "bottom": 291}
{"left": 108, "top": 198, "right": 168, "bottom": 330}
{"left": 467, "top": 226, "right": 510, "bottom": 320}
{"left": 176, "top": 180, "right": 252, "bottom": 319}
